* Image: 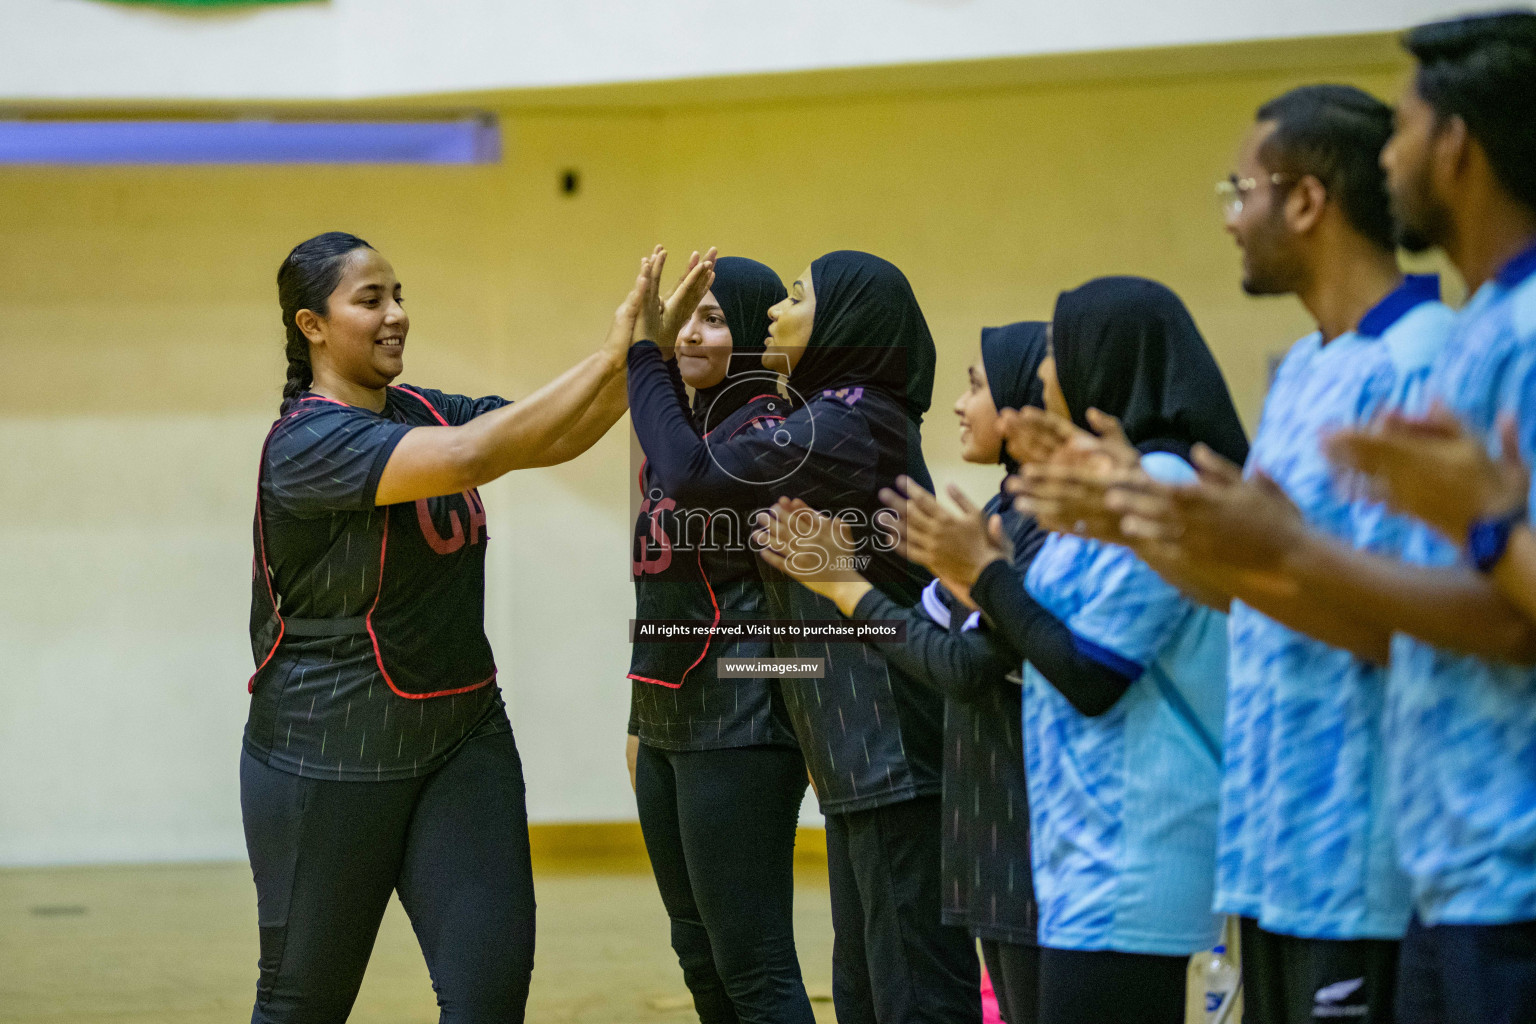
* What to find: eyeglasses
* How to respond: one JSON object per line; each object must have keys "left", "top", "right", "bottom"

{"left": 1215, "top": 172, "right": 1293, "bottom": 215}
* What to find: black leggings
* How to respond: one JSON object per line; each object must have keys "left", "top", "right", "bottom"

{"left": 981, "top": 939, "right": 1041, "bottom": 1024}
{"left": 239, "top": 727, "right": 536, "bottom": 1024}
{"left": 1037, "top": 946, "right": 1188, "bottom": 1024}
{"left": 634, "top": 742, "right": 814, "bottom": 1024}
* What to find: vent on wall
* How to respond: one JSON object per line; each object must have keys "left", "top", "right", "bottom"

{"left": 0, "top": 116, "right": 500, "bottom": 165}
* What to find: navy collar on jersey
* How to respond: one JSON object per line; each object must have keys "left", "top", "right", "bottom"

{"left": 1495, "top": 239, "right": 1536, "bottom": 289}
{"left": 1356, "top": 274, "right": 1440, "bottom": 339}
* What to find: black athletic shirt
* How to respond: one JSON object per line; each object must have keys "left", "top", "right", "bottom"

{"left": 628, "top": 367, "right": 798, "bottom": 751}
{"left": 628, "top": 340, "right": 944, "bottom": 814}
{"left": 244, "top": 385, "right": 508, "bottom": 782}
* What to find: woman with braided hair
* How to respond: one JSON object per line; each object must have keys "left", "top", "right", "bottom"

{"left": 241, "top": 231, "right": 709, "bottom": 1022}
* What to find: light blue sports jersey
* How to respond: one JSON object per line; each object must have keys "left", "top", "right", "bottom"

{"left": 1388, "top": 243, "right": 1536, "bottom": 927}
{"left": 1219, "top": 277, "right": 1453, "bottom": 940}
{"left": 1022, "top": 452, "right": 1228, "bottom": 955}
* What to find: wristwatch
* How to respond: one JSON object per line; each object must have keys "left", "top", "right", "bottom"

{"left": 1468, "top": 507, "right": 1528, "bottom": 573}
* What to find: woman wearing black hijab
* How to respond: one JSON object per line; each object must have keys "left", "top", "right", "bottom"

{"left": 628, "top": 250, "right": 980, "bottom": 1024}
{"left": 625, "top": 257, "right": 814, "bottom": 1024}
{"left": 891, "top": 277, "right": 1245, "bottom": 1024}
{"left": 1045, "top": 276, "right": 1248, "bottom": 466}
{"left": 754, "top": 321, "right": 1053, "bottom": 1024}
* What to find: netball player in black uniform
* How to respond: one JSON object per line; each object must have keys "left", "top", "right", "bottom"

{"left": 242, "top": 232, "right": 700, "bottom": 1023}
{"left": 625, "top": 256, "right": 813, "bottom": 1024}
{"left": 754, "top": 322, "right": 1050, "bottom": 1024}
{"left": 628, "top": 250, "right": 979, "bottom": 1024}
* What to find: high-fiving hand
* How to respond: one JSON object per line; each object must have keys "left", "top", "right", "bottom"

{"left": 634, "top": 246, "right": 717, "bottom": 358}
{"left": 602, "top": 256, "right": 655, "bottom": 365}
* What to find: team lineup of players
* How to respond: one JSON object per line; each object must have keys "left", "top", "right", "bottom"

{"left": 241, "top": 11, "right": 1536, "bottom": 1024}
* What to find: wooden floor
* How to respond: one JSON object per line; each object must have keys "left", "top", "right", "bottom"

{"left": 1, "top": 850, "right": 1225, "bottom": 1023}
{"left": 0, "top": 856, "right": 838, "bottom": 1024}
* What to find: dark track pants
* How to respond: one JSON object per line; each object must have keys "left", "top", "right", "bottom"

{"left": 1036, "top": 946, "right": 1188, "bottom": 1024}
{"left": 239, "top": 727, "right": 536, "bottom": 1024}
{"left": 980, "top": 939, "right": 1040, "bottom": 1024}
{"left": 635, "top": 742, "right": 815, "bottom": 1024}
{"left": 1396, "top": 914, "right": 1536, "bottom": 1024}
{"left": 1238, "top": 916, "right": 1398, "bottom": 1024}
{"left": 825, "top": 794, "right": 982, "bottom": 1024}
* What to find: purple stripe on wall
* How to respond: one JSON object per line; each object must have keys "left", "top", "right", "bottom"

{"left": 0, "top": 118, "right": 500, "bottom": 165}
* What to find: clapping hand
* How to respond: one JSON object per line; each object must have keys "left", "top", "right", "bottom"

{"left": 755, "top": 498, "right": 863, "bottom": 583}
{"left": 880, "top": 476, "right": 1009, "bottom": 609}
{"left": 1009, "top": 408, "right": 1142, "bottom": 541}
{"left": 997, "top": 406, "right": 1077, "bottom": 467}
{"left": 1107, "top": 443, "right": 1302, "bottom": 572}
{"left": 754, "top": 497, "right": 872, "bottom": 614}
{"left": 1326, "top": 404, "right": 1529, "bottom": 541}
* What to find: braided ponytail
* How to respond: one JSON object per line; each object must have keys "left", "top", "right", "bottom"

{"left": 276, "top": 232, "right": 373, "bottom": 414}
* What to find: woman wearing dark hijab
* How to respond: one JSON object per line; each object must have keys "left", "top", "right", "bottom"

{"left": 755, "top": 322, "right": 1053, "bottom": 1024}
{"left": 888, "top": 277, "right": 1245, "bottom": 1024}
{"left": 625, "top": 257, "right": 814, "bottom": 1024}
{"left": 1043, "top": 277, "right": 1249, "bottom": 466}
{"left": 627, "top": 250, "right": 980, "bottom": 1024}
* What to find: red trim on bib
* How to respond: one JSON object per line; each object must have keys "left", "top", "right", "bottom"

{"left": 248, "top": 421, "right": 288, "bottom": 693}
{"left": 675, "top": 541, "right": 721, "bottom": 686}
{"left": 392, "top": 384, "right": 450, "bottom": 425}
{"left": 628, "top": 673, "right": 684, "bottom": 690}
{"left": 364, "top": 509, "right": 495, "bottom": 700}
{"left": 369, "top": 386, "right": 494, "bottom": 699}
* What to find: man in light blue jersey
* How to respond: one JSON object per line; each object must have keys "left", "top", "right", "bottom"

{"left": 1325, "top": 13, "right": 1536, "bottom": 1022}
{"left": 1206, "top": 85, "right": 1453, "bottom": 1024}
{"left": 1106, "top": 12, "right": 1536, "bottom": 1021}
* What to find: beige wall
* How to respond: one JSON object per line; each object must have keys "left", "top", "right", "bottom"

{"left": 0, "top": 43, "right": 1433, "bottom": 863}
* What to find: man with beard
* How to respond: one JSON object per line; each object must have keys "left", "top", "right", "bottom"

{"left": 1103, "top": 12, "right": 1536, "bottom": 1021}
{"left": 1327, "top": 13, "right": 1536, "bottom": 1021}
{"left": 1201, "top": 85, "right": 1452, "bottom": 1024}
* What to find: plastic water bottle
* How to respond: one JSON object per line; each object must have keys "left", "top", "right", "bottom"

{"left": 1194, "top": 944, "right": 1239, "bottom": 1023}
